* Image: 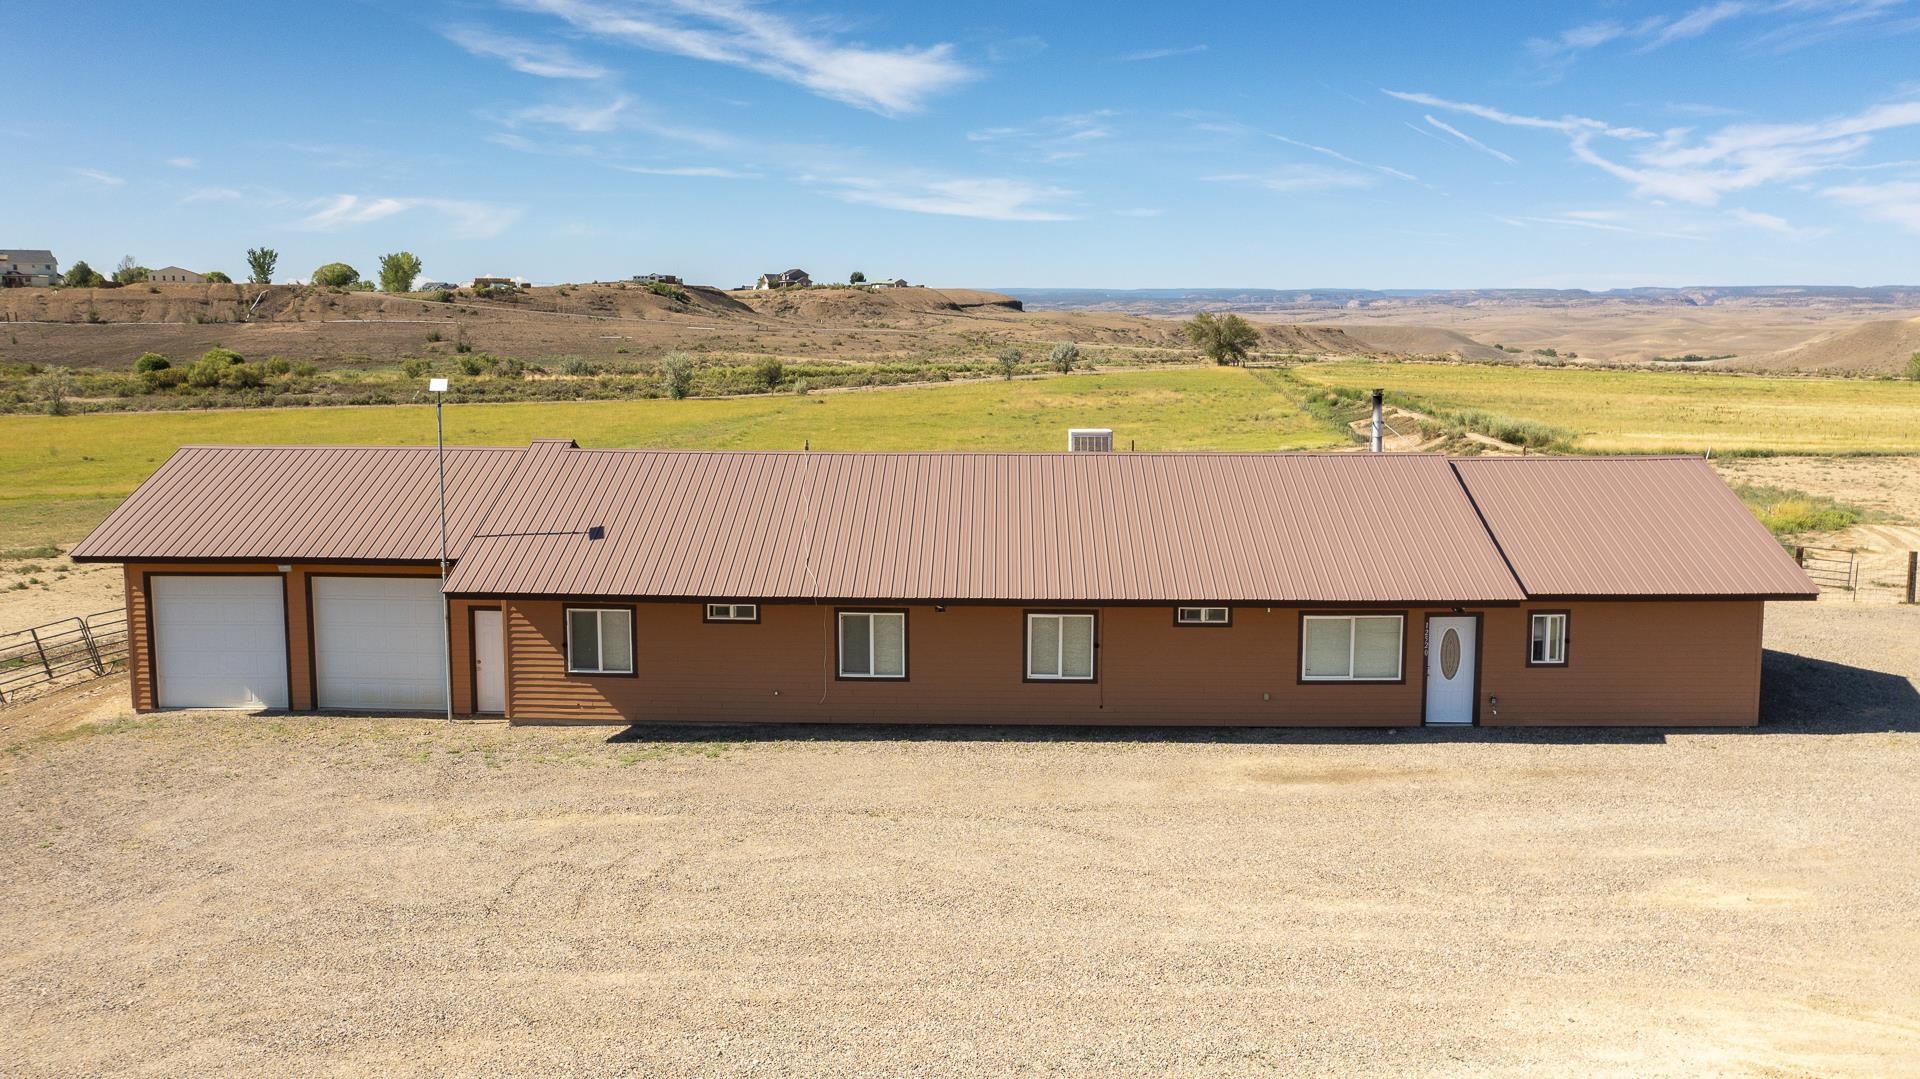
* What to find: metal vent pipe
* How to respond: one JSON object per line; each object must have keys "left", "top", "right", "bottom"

{"left": 1370, "top": 389, "right": 1384, "bottom": 453}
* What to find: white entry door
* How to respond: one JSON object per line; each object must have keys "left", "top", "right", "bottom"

{"left": 311, "top": 576, "right": 446, "bottom": 711}
{"left": 1424, "top": 616, "right": 1477, "bottom": 726}
{"left": 151, "top": 575, "right": 289, "bottom": 709}
{"left": 473, "top": 609, "right": 506, "bottom": 713}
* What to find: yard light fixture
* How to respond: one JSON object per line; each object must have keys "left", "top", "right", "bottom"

{"left": 429, "top": 377, "right": 452, "bottom": 723}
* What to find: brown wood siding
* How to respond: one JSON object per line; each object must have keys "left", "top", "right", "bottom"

{"left": 503, "top": 601, "right": 1422, "bottom": 726}
{"left": 1477, "top": 601, "right": 1764, "bottom": 727}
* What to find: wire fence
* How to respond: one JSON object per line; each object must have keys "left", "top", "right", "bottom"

{"left": 0, "top": 609, "right": 127, "bottom": 704}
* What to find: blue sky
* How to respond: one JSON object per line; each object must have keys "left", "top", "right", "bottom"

{"left": 9, "top": 1, "right": 1920, "bottom": 288}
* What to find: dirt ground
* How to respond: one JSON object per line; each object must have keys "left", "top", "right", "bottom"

{"left": 1, "top": 600, "right": 1915, "bottom": 1076}
{"left": 1715, "top": 456, "right": 1920, "bottom": 600}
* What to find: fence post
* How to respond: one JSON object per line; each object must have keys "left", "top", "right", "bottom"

{"left": 1908, "top": 551, "right": 1917, "bottom": 605}
{"left": 27, "top": 627, "right": 54, "bottom": 681}
{"left": 1795, "top": 546, "right": 1806, "bottom": 566}
{"left": 77, "top": 616, "right": 105, "bottom": 674}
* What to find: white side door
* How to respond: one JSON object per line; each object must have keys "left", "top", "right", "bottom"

{"left": 151, "top": 575, "right": 289, "bottom": 709}
{"left": 311, "top": 576, "right": 446, "bottom": 711}
{"left": 473, "top": 609, "right": 506, "bottom": 713}
{"left": 1424, "top": 615, "right": 1478, "bottom": 726}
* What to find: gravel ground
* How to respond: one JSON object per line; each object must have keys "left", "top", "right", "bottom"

{"left": 1, "top": 600, "right": 1916, "bottom": 1076}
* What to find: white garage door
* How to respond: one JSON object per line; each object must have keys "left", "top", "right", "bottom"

{"left": 152, "top": 575, "right": 289, "bottom": 709}
{"left": 312, "top": 576, "right": 446, "bottom": 711}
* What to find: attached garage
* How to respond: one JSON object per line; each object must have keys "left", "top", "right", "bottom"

{"left": 311, "top": 576, "right": 447, "bottom": 711}
{"left": 151, "top": 575, "right": 289, "bottom": 709}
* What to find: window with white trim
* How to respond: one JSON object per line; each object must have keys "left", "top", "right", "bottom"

{"left": 838, "top": 611, "right": 906, "bottom": 679}
{"left": 566, "top": 608, "right": 634, "bottom": 674}
{"left": 1027, "top": 613, "right": 1096, "bottom": 680}
{"left": 1175, "top": 606, "right": 1230, "bottom": 625}
{"left": 1301, "top": 614, "right": 1403, "bottom": 681}
{"left": 1529, "top": 612, "right": 1568, "bottom": 665}
{"left": 705, "top": 602, "right": 759, "bottom": 622}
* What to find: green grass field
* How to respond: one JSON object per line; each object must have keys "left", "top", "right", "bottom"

{"left": 1293, "top": 361, "right": 1920, "bottom": 454}
{"left": 0, "top": 370, "right": 1337, "bottom": 548}
{"left": 5, "top": 362, "right": 1917, "bottom": 552}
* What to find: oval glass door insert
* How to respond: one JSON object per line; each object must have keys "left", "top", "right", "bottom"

{"left": 1440, "top": 628, "right": 1461, "bottom": 679}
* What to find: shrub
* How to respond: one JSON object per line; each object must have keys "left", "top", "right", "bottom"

{"left": 1049, "top": 342, "right": 1079, "bottom": 373}
{"left": 263, "top": 356, "right": 292, "bottom": 376}
{"left": 1908, "top": 351, "right": 1920, "bottom": 381}
{"left": 558, "top": 356, "right": 595, "bottom": 377}
{"left": 453, "top": 330, "right": 473, "bottom": 354}
{"left": 492, "top": 356, "right": 525, "bottom": 379}
{"left": 752, "top": 358, "right": 785, "bottom": 391}
{"left": 425, "top": 330, "right": 443, "bottom": 343}
{"left": 401, "top": 358, "right": 431, "bottom": 379}
{"left": 458, "top": 356, "right": 486, "bottom": 376}
{"left": 427, "top": 289, "right": 453, "bottom": 303}
{"left": 645, "top": 280, "right": 688, "bottom": 303}
{"left": 311, "top": 262, "right": 359, "bottom": 287}
{"left": 220, "top": 363, "right": 263, "bottom": 390}
{"left": 133, "top": 352, "right": 170, "bottom": 373}
{"left": 1184, "top": 312, "right": 1260, "bottom": 365}
{"left": 997, "top": 347, "right": 1022, "bottom": 380}
{"left": 204, "top": 270, "right": 232, "bottom": 283}
{"left": 661, "top": 352, "right": 695, "bottom": 399}
{"left": 291, "top": 361, "right": 317, "bottom": 378}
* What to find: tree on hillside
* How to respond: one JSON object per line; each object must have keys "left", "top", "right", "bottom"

{"left": 378, "top": 251, "right": 424, "bottom": 294}
{"left": 1183, "top": 311, "right": 1260, "bottom": 366}
{"left": 997, "top": 347, "right": 1022, "bottom": 380}
{"left": 112, "top": 255, "right": 150, "bottom": 286}
{"left": 245, "top": 247, "right": 278, "bottom": 284}
{"left": 61, "top": 261, "right": 106, "bottom": 288}
{"left": 1909, "top": 351, "right": 1920, "bottom": 381}
{"left": 1050, "top": 341, "right": 1080, "bottom": 373}
{"left": 312, "top": 262, "right": 359, "bottom": 287}
{"left": 203, "top": 270, "right": 232, "bottom": 283}
{"left": 849, "top": 270, "right": 866, "bottom": 284}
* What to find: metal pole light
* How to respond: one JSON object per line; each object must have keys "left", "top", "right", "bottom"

{"left": 429, "top": 377, "right": 453, "bottom": 722}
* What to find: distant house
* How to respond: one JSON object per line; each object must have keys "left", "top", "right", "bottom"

{"left": 415, "top": 280, "right": 461, "bottom": 292}
{"left": 469, "top": 276, "right": 525, "bottom": 291}
{"left": 754, "top": 268, "right": 810, "bottom": 290}
{"left": 148, "top": 266, "right": 207, "bottom": 285}
{"left": 634, "top": 273, "right": 682, "bottom": 286}
{"left": 869, "top": 278, "right": 909, "bottom": 289}
{"left": 0, "top": 249, "right": 59, "bottom": 288}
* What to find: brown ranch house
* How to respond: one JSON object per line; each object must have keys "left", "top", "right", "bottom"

{"left": 70, "top": 440, "right": 1817, "bottom": 728}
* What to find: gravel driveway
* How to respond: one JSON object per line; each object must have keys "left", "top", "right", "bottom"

{"left": 2, "top": 600, "right": 1915, "bottom": 1076}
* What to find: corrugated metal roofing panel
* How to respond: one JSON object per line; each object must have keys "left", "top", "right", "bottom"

{"left": 1452, "top": 456, "right": 1818, "bottom": 598}
{"left": 69, "top": 445, "right": 527, "bottom": 563}
{"left": 443, "top": 448, "right": 1528, "bottom": 603}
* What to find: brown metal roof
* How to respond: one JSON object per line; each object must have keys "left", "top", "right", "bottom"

{"left": 1452, "top": 456, "right": 1818, "bottom": 598}
{"left": 70, "top": 445, "right": 527, "bottom": 563}
{"left": 442, "top": 443, "right": 1527, "bottom": 603}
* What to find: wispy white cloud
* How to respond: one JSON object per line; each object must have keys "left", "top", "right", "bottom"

{"left": 1203, "top": 165, "right": 1376, "bottom": 192}
{"left": 1389, "top": 88, "right": 1920, "bottom": 212}
{"left": 508, "top": 96, "right": 632, "bottom": 133}
{"left": 166, "top": 156, "right": 199, "bottom": 169}
{"left": 1822, "top": 180, "right": 1920, "bottom": 232}
{"left": 1268, "top": 132, "right": 1422, "bottom": 183}
{"left": 1528, "top": 0, "right": 1920, "bottom": 68}
{"left": 1729, "top": 206, "right": 1828, "bottom": 236}
{"left": 816, "top": 175, "right": 1075, "bottom": 221}
{"left": 1112, "top": 44, "right": 1207, "bottom": 62}
{"left": 71, "top": 167, "right": 125, "bottom": 186}
{"left": 508, "top": 0, "right": 974, "bottom": 115}
{"left": 1640, "top": 1, "right": 1751, "bottom": 50}
{"left": 1384, "top": 90, "right": 1653, "bottom": 138}
{"left": 1423, "top": 116, "right": 1517, "bottom": 165}
{"left": 609, "top": 163, "right": 760, "bottom": 178}
{"left": 181, "top": 187, "right": 243, "bottom": 203}
{"left": 968, "top": 111, "right": 1115, "bottom": 162}
{"left": 293, "top": 195, "right": 522, "bottom": 238}
{"left": 442, "top": 25, "right": 609, "bottom": 79}
{"left": 1113, "top": 207, "right": 1164, "bottom": 217}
